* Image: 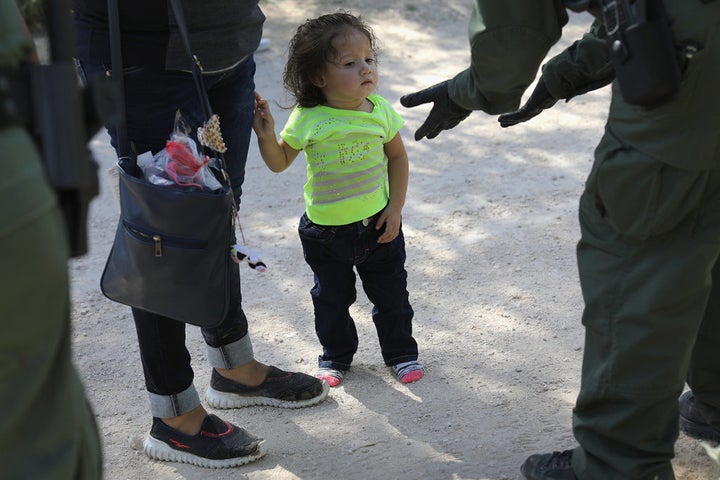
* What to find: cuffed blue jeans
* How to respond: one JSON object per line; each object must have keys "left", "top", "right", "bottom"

{"left": 298, "top": 212, "right": 418, "bottom": 371}
{"left": 77, "top": 58, "right": 257, "bottom": 418}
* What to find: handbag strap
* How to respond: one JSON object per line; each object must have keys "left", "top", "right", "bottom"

{"left": 107, "top": 0, "right": 133, "bottom": 169}
{"left": 168, "top": 0, "right": 214, "bottom": 122}
{"left": 106, "top": 0, "right": 229, "bottom": 178}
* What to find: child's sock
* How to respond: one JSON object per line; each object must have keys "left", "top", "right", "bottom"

{"left": 314, "top": 367, "right": 345, "bottom": 388}
{"left": 391, "top": 360, "right": 424, "bottom": 384}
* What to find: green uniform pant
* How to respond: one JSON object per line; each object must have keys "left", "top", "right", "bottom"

{"left": 571, "top": 135, "right": 720, "bottom": 479}
{"left": 447, "top": 0, "right": 719, "bottom": 477}
{"left": 567, "top": 3, "right": 720, "bottom": 478}
{"left": 0, "top": 127, "right": 101, "bottom": 479}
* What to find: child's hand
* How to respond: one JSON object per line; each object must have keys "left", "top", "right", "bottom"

{"left": 253, "top": 91, "right": 276, "bottom": 138}
{"left": 376, "top": 205, "right": 402, "bottom": 243}
{"left": 252, "top": 92, "right": 297, "bottom": 172}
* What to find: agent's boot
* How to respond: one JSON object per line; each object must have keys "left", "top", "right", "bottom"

{"left": 679, "top": 390, "right": 720, "bottom": 443}
{"left": 520, "top": 449, "right": 578, "bottom": 479}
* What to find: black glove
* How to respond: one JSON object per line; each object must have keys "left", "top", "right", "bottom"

{"left": 497, "top": 79, "right": 558, "bottom": 128}
{"left": 400, "top": 81, "right": 472, "bottom": 141}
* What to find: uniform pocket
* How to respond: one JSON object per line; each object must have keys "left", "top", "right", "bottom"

{"left": 589, "top": 131, "right": 708, "bottom": 241}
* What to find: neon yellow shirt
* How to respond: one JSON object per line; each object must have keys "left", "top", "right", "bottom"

{"left": 280, "top": 94, "right": 404, "bottom": 226}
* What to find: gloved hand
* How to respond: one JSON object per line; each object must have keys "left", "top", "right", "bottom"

{"left": 497, "top": 79, "right": 558, "bottom": 128}
{"left": 400, "top": 81, "right": 472, "bottom": 141}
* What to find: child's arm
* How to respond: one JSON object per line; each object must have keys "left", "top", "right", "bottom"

{"left": 377, "top": 132, "right": 409, "bottom": 244}
{"left": 252, "top": 92, "right": 299, "bottom": 172}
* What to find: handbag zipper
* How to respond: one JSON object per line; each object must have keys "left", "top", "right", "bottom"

{"left": 124, "top": 221, "right": 208, "bottom": 257}
{"left": 153, "top": 235, "right": 162, "bottom": 256}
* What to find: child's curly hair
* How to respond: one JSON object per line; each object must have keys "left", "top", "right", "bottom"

{"left": 283, "top": 11, "right": 377, "bottom": 108}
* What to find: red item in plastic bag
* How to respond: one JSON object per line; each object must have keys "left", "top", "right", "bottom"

{"left": 165, "top": 140, "right": 210, "bottom": 187}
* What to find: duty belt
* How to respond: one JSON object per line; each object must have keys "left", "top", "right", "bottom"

{"left": 564, "top": 0, "right": 716, "bottom": 14}
{"left": 0, "top": 66, "right": 31, "bottom": 130}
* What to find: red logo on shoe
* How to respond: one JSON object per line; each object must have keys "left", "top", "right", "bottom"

{"left": 201, "top": 420, "right": 234, "bottom": 438}
{"left": 170, "top": 439, "right": 191, "bottom": 449}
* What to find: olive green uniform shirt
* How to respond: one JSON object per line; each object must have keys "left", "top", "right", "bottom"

{"left": 0, "top": 2, "right": 102, "bottom": 477}
{"left": 448, "top": 0, "right": 720, "bottom": 170}
{"left": 447, "top": 2, "right": 720, "bottom": 478}
{"left": 447, "top": 0, "right": 568, "bottom": 114}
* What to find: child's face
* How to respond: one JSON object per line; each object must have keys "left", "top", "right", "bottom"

{"left": 314, "top": 29, "right": 378, "bottom": 110}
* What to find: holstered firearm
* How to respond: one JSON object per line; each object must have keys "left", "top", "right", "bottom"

{"left": 601, "top": 0, "right": 680, "bottom": 106}
{"left": 563, "top": 0, "right": 681, "bottom": 107}
{"left": 29, "top": 0, "right": 117, "bottom": 257}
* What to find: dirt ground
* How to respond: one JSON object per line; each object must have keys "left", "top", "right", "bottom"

{"left": 68, "top": 1, "right": 720, "bottom": 479}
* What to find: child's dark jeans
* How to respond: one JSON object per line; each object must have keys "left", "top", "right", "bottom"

{"left": 298, "top": 212, "right": 419, "bottom": 371}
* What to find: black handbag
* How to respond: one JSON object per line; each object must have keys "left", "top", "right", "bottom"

{"left": 100, "top": 0, "right": 235, "bottom": 327}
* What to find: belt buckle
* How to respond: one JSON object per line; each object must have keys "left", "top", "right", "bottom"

{"left": 362, "top": 218, "right": 370, "bottom": 227}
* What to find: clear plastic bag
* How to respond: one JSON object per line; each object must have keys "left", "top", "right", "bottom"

{"left": 139, "top": 111, "right": 222, "bottom": 191}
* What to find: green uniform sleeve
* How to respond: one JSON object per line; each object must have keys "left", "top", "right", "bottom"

{"left": 0, "top": 0, "right": 33, "bottom": 68}
{"left": 447, "top": 0, "right": 569, "bottom": 114}
{"left": 541, "top": 19, "right": 614, "bottom": 100}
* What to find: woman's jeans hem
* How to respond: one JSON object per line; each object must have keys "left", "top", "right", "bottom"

{"left": 206, "top": 333, "right": 254, "bottom": 369}
{"left": 148, "top": 384, "right": 201, "bottom": 418}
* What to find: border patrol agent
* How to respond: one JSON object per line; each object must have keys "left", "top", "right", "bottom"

{"left": 0, "top": 2, "right": 102, "bottom": 478}
{"left": 401, "top": 1, "right": 720, "bottom": 478}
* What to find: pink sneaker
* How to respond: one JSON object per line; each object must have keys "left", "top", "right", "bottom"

{"left": 392, "top": 361, "right": 424, "bottom": 384}
{"left": 314, "top": 368, "right": 345, "bottom": 388}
